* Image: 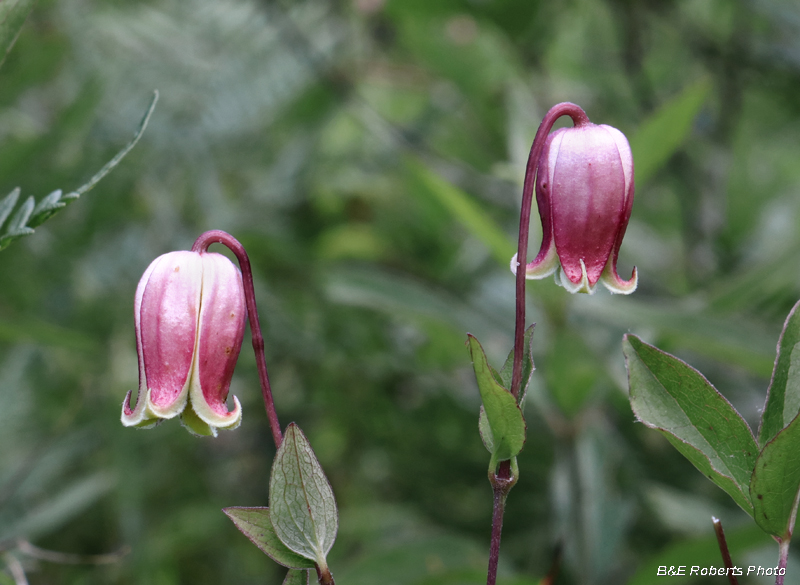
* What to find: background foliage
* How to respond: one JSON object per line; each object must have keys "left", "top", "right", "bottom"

{"left": 2, "top": 0, "right": 800, "bottom": 583}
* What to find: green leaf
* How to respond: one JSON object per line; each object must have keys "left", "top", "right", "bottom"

{"left": 758, "top": 299, "right": 800, "bottom": 447}
{"left": 269, "top": 423, "right": 338, "bottom": 570}
{"left": 0, "top": 0, "right": 36, "bottom": 68}
{"left": 750, "top": 411, "right": 800, "bottom": 538}
{"left": 0, "top": 187, "right": 20, "bottom": 230}
{"left": 467, "top": 334, "right": 526, "bottom": 465}
{"left": 28, "top": 189, "right": 65, "bottom": 228}
{"left": 282, "top": 569, "right": 311, "bottom": 585}
{"left": 0, "top": 195, "right": 34, "bottom": 250}
{"left": 478, "top": 406, "right": 494, "bottom": 454}
{"left": 6, "top": 194, "right": 33, "bottom": 233}
{"left": 497, "top": 324, "right": 535, "bottom": 410}
{"left": 223, "top": 507, "right": 316, "bottom": 569}
{"left": 623, "top": 334, "right": 758, "bottom": 516}
{"left": 0, "top": 91, "right": 158, "bottom": 252}
{"left": 405, "top": 157, "right": 515, "bottom": 265}
{"left": 629, "top": 79, "right": 711, "bottom": 186}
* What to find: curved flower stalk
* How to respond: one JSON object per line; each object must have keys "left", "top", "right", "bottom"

{"left": 479, "top": 103, "right": 638, "bottom": 585}
{"left": 511, "top": 104, "right": 637, "bottom": 295}
{"left": 122, "top": 249, "right": 246, "bottom": 436}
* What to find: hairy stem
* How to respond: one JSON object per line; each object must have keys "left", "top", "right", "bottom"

{"left": 776, "top": 537, "right": 790, "bottom": 585}
{"left": 315, "top": 564, "right": 335, "bottom": 585}
{"left": 486, "top": 460, "right": 516, "bottom": 585}
{"left": 712, "top": 517, "right": 739, "bottom": 585}
{"left": 510, "top": 102, "right": 590, "bottom": 400}
{"left": 192, "top": 230, "right": 283, "bottom": 448}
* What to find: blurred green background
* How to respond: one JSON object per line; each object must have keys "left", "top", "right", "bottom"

{"left": 2, "top": 0, "right": 800, "bottom": 583}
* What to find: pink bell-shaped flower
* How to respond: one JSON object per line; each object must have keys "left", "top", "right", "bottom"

{"left": 122, "top": 250, "right": 246, "bottom": 436}
{"left": 512, "top": 119, "right": 637, "bottom": 294}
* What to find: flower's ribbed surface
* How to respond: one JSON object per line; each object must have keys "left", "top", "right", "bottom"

{"left": 516, "top": 118, "right": 637, "bottom": 295}
{"left": 122, "top": 250, "right": 245, "bottom": 435}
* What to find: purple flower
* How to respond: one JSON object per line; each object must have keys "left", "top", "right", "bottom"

{"left": 512, "top": 120, "right": 637, "bottom": 294}
{"left": 122, "top": 250, "right": 246, "bottom": 436}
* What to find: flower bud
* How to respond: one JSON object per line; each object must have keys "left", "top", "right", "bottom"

{"left": 122, "top": 250, "right": 246, "bottom": 436}
{"left": 512, "top": 120, "right": 637, "bottom": 294}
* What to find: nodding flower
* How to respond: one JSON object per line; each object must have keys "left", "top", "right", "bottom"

{"left": 122, "top": 250, "right": 246, "bottom": 436}
{"left": 512, "top": 111, "right": 637, "bottom": 294}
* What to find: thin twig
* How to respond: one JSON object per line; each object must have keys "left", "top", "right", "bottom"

{"left": 711, "top": 517, "right": 739, "bottom": 585}
{"left": 73, "top": 91, "right": 159, "bottom": 198}
{"left": 1, "top": 554, "right": 28, "bottom": 585}
{"left": 15, "top": 540, "right": 130, "bottom": 565}
{"left": 192, "top": 230, "right": 283, "bottom": 448}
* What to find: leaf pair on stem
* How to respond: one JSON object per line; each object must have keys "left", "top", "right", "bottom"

{"left": 467, "top": 326, "right": 534, "bottom": 585}
{"left": 625, "top": 299, "right": 800, "bottom": 582}
{"left": 468, "top": 326, "right": 534, "bottom": 476}
{"left": 225, "top": 424, "right": 337, "bottom": 585}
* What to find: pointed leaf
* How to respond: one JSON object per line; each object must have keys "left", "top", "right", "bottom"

{"left": 758, "top": 299, "right": 800, "bottom": 447}
{"left": 29, "top": 190, "right": 66, "bottom": 228}
{"left": 0, "top": 92, "right": 157, "bottom": 252}
{"left": 0, "top": 187, "right": 20, "bottom": 229}
{"left": 6, "top": 194, "right": 33, "bottom": 233}
{"left": 467, "top": 334, "right": 526, "bottom": 463}
{"left": 283, "top": 569, "right": 311, "bottom": 585}
{"left": 0, "top": 0, "right": 36, "bottom": 68}
{"left": 623, "top": 334, "right": 758, "bottom": 516}
{"left": 269, "top": 423, "right": 338, "bottom": 568}
{"left": 478, "top": 406, "right": 494, "bottom": 454}
{"left": 0, "top": 194, "right": 34, "bottom": 250}
{"left": 750, "top": 411, "right": 800, "bottom": 538}
{"left": 223, "top": 507, "right": 316, "bottom": 569}
{"left": 497, "top": 324, "right": 535, "bottom": 410}
{"left": 0, "top": 230, "right": 32, "bottom": 250}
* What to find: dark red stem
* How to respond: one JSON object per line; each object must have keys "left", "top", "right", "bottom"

{"left": 192, "top": 230, "right": 283, "bottom": 449}
{"left": 712, "top": 517, "right": 739, "bottom": 585}
{"left": 315, "top": 564, "right": 335, "bottom": 585}
{"left": 486, "top": 461, "right": 515, "bottom": 585}
{"left": 492, "top": 103, "right": 588, "bottom": 585}
{"left": 510, "top": 102, "right": 590, "bottom": 400}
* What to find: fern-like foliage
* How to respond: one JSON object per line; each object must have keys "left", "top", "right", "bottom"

{"left": 0, "top": 90, "right": 158, "bottom": 252}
